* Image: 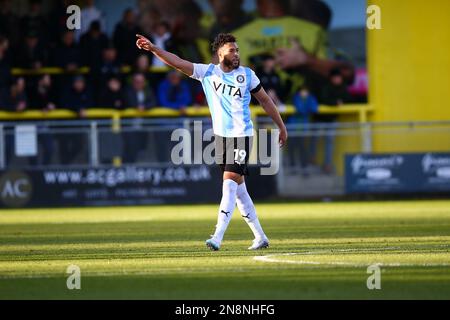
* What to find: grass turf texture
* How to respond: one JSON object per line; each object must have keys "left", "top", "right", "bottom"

{"left": 0, "top": 200, "right": 449, "bottom": 299}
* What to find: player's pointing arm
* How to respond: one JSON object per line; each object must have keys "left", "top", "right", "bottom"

{"left": 136, "top": 34, "right": 194, "bottom": 77}
{"left": 252, "top": 87, "right": 288, "bottom": 148}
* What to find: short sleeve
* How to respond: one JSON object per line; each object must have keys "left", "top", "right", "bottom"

{"left": 250, "top": 69, "right": 262, "bottom": 94}
{"left": 190, "top": 63, "right": 212, "bottom": 81}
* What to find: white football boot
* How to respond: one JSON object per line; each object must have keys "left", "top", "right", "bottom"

{"left": 248, "top": 237, "right": 269, "bottom": 250}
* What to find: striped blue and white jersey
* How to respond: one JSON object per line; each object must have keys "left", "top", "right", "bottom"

{"left": 190, "top": 63, "right": 262, "bottom": 137}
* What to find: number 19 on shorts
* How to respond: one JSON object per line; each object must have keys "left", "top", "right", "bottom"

{"left": 234, "top": 149, "right": 247, "bottom": 164}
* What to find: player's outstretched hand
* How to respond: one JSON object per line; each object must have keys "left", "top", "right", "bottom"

{"left": 136, "top": 34, "right": 153, "bottom": 52}
{"left": 279, "top": 126, "right": 288, "bottom": 148}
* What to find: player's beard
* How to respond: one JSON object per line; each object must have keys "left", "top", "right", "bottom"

{"left": 223, "top": 56, "right": 240, "bottom": 69}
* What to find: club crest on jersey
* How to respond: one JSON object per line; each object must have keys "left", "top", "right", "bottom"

{"left": 213, "top": 81, "right": 242, "bottom": 98}
{"left": 236, "top": 75, "right": 245, "bottom": 84}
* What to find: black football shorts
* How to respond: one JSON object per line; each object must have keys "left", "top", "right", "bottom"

{"left": 214, "top": 134, "right": 253, "bottom": 176}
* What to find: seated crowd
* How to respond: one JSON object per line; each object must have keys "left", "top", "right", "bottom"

{"left": 0, "top": 0, "right": 360, "bottom": 173}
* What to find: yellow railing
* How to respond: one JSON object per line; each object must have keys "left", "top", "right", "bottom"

{"left": 0, "top": 104, "right": 372, "bottom": 122}
{"left": 0, "top": 103, "right": 373, "bottom": 167}
{"left": 318, "top": 104, "right": 373, "bottom": 123}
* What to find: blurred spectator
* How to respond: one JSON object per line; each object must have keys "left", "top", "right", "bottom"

{"left": 226, "top": 0, "right": 354, "bottom": 100}
{"left": 275, "top": 38, "right": 355, "bottom": 88}
{"left": 310, "top": 68, "right": 351, "bottom": 174}
{"left": 0, "top": 35, "right": 11, "bottom": 89}
{"left": 123, "top": 73, "right": 156, "bottom": 163}
{"left": 148, "top": 0, "right": 193, "bottom": 25}
{"left": 151, "top": 21, "right": 172, "bottom": 68}
{"left": 256, "top": 55, "right": 285, "bottom": 107}
{"left": 256, "top": 0, "right": 289, "bottom": 18}
{"left": 208, "top": 0, "right": 252, "bottom": 41}
{"left": 192, "top": 85, "right": 206, "bottom": 106}
{"left": 290, "top": 0, "right": 332, "bottom": 29}
{"left": 320, "top": 68, "right": 352, "bottom": 107}
{"left": 346, "top": 67, "right": 368, "bottom": 103}
{"left": 137, "top": 3, "right": 160, "bottom": 36}
{"left": 76, "top": 0, "right": 105, "bottom": 42}
{"left": 61, "top": 75, "right": 92, "bottom": 117}
{"left": 125, "top": 73, "right": 156, "bottom": 111}
{"left": 157, "top": 71, "right": 193, "bottom": 163}
{"left": 15, "top": 31, "right": 47, "bottom": 69}
{"left": 98, "top": 46, "right": 121, "bottom": 91}
{"left": 80, "top": 20, "right": 109, "bottom": 71}
{"left": 132, "top": 53, "right": 158, "bottom": 91}
{"left": 59, "top": 76, "right": 92, "bottom": 164}
{"left": 53, "top": 30, "right": 80, "bottom": 72}
{"left": 29, "top": 74, "right": 57, "bottom": 111}
{"left": 287, "top": 86, "right": 318, "bottom": 171}
{"left": 20, "top": 0, "right": 48, "bottom": 43}
{"left": 51, "top": 30, "right": 81, "bottom": 98}
{"left": 48, "top": 0, "right": 73, "bottom": 48}
{"left": 146, "top": 20, "right": 173, "bottom": 91}
{"left": 292, "top": 86, "right": 319, "bottom": 123}
{"left": 2, "top": 77, "right": 27, "bottom": 112}
{"left": 157, "top": 71, "right": 192, "bottom": 113}
{"left": 114, "top": 8, "right": 147, "bottom": 66}
{"left": 265, "top": 0, "right": 355, "bottom": 94}
{"left": 80, "top": 20, "right": 109, "bottom": 100}
{"left": 0, "top": 87, "right": 8, "bottom": 109}
{"left": 1, "top": 77, "right": 27, "bottom": 166}
{"left": 230, "top": 0, "right": 320, "bottom": 98}
{"left": 100, "top": 46, "right": 120, "bottom": 74}
{"left": 0, "top": 0, "right": 20, "bottom": 49}
{"left": 134, "top": 54, "right": 151, "bottom": 75}
{"left": 98, "top": 76, "right": 125, "bottom": 109}
{"left": 29, "top": 74, "right": 57, "bottom": 165}
{"left": 168, "top": 1, "right": 210, "bottom": 63}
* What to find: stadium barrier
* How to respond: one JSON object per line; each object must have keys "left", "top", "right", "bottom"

{"left": 277, "top": 120, "right": 450, "bottom": 197}
{"left": 0, "top": 104, "right": 372, "bottom": 166}
{"left": 0, "top": 117, "right": 279, "bottom": 207}
{"left": 0, "top": 104, "right": 372, "bottom": 120}
{"left": 0, "top": 119, "right": 449, "bottom": 207}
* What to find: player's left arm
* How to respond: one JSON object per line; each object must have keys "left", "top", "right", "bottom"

{"left": 252, "top": 87, "right": 288, "bottom": 147}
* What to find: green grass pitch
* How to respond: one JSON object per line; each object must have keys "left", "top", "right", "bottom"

{"left": 0, "top": 200, "right": 449, "bottom": 299}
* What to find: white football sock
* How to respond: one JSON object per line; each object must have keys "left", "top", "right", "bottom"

{"left": 212, "top": 179, "right": 238, "bottom": 243}
{"left": 236, "top": 182, "right": 267, "bottom": 240}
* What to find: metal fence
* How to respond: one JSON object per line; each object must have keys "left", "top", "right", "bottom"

{"left": 278, "top": 120, "right": 450, "bottom": 197}
{"left": 1, "top": 118, "right": 450, "bottom": 197}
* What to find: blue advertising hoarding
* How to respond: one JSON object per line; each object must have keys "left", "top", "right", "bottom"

{"left": 0, "top": 165, "right": 276, "bottom": 208}
{"left": 345, "top": 153, "right": 450, "bottom": 194}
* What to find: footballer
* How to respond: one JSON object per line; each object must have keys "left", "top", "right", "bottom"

{"left": 136, "top": 33, "right": 288, "bottom": 250}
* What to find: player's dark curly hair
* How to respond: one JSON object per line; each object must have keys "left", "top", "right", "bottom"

{"left": 211, "top": 33, "right": 237, "bottom": 54}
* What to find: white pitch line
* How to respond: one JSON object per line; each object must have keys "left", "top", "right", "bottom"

{"left": 253, "top": 248, "right": 450, "bottom": 267}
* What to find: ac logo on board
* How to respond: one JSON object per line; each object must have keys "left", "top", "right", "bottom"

{"left": 0, "top": 171, "right": 33, "bottom": 207}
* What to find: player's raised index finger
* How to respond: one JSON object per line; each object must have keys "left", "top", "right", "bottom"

{"left": 136, "top": 34, "right": 147, "bottom": 40}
